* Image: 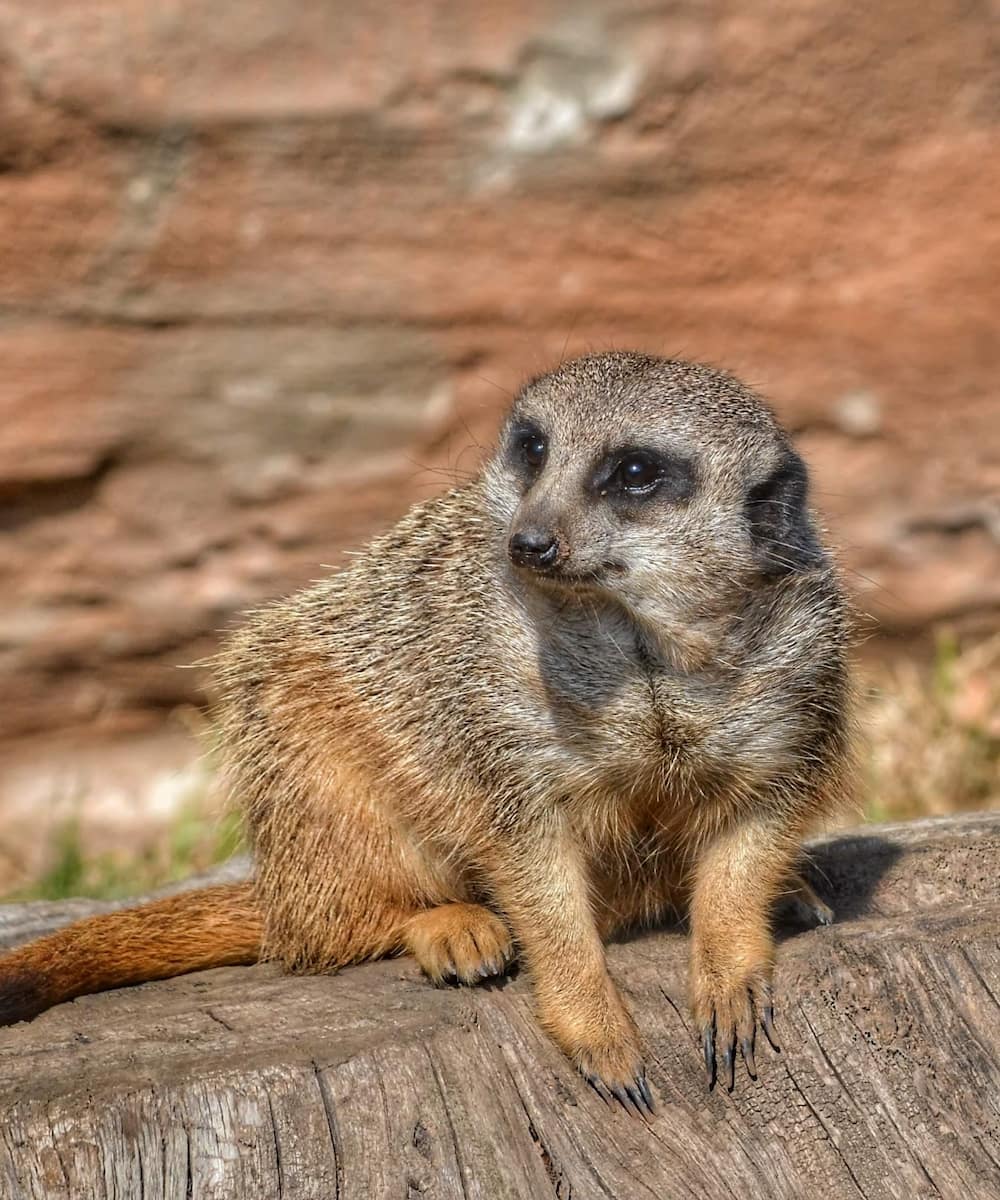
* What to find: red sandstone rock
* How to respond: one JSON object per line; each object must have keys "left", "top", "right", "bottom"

{"left": 0, "top": 0, "right": 997, "bottom": 747}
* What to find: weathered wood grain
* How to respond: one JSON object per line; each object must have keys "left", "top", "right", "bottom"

{"left": 0, "top": 815, "right": 998, "bottom": 1199}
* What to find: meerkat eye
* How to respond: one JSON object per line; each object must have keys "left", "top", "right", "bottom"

{"left": 517, "top": 431, "right": 547, "bottom": 469}
{"left": 610, "top": 452, "right": 661, "bottom": 495}
{"left": 593, "top": 447, "right": 695, "bottom": 502}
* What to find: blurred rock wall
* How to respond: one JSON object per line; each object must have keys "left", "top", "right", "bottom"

{"left": 1, "top": 0, "right": 998, "bottom": 742}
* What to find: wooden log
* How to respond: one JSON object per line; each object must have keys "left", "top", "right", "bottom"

{"left": 0, "top": 814, "right": 998, "bottom": 1199}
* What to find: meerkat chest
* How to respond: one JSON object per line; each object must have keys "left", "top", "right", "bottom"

{"left": 534, "top": 644, "right": 777, "bottom": 806}
{"left": 537, "top": 649, "right": 700, "bottom": 783}
{"left": 517, "top": 603, "right": 787, "bottom": 799}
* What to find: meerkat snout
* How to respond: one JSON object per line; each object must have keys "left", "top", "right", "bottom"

{"left": 509, "top": 526, "right": 561, "bottom": 570}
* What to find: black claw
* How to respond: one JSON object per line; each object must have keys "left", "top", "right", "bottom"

{"left": 721, "top": 1041, "right": 735, "bottom": 1092}
{"left": 583, "top": 1072, "right": 612, "bottom": 1106}
{"left": 629, "top": 1078, "right": 655, "bottom": 1117}
{"left": 703, "top": 1024, "right": 716, "bottom": 1090}
{"left": 740, "top": 1035, "right": 757, "bottom": 1080}
{"left": 623, "top": 1083, "right": 646, "bottom": 1115}
{"left": 585, "top": 1072, "right": 653, "bottom": 1117}
{"left": 609, "top": 1082, "right": 646, "bottom": 1117}
{"left": 762, "top": 1003, "right": 781, "bottom": 1052}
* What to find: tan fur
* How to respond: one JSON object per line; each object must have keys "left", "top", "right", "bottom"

{"left": 0, "top": 885, "right": 260, "bottom": 1024}
{"left": 0, "top": 353, "right": 852, "bottom": 1106}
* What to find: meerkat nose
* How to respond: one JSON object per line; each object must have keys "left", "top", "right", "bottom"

{"left": 509, "top": 528, "right": 560, "bottom": 570}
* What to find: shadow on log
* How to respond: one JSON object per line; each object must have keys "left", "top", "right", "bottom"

{"left": 1, "top": 814, "right": 998, "bottom": 1199}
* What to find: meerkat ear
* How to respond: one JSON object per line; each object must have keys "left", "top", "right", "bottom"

{"left": 745, "top": 451, "right": 824, "bottom": 575}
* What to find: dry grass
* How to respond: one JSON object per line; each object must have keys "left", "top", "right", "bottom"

{"left": 8, "top": 805, "right": 244, "bottom": 904}
{"left": 857, "top": 632, "right": 1000, "bottom": 822}
{"left": 4, "top": 718, "right": 244, "bottom": 903}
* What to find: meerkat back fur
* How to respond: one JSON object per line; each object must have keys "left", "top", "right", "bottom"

{"left": 0, "top": 352, "right": 852, "bottom": 1109}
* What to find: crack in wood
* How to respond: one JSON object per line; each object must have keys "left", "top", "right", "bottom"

{"left": 204, "top": 1008, "right": 236, "bottom": 1032}
{"left": 499, "top": 1053, "right": 576, "bottom": 1199}
{"left": 424, "top": 1045, "right": 471, "bottom": 1200}
{"left": 872, "top": 1087, "right": 945, "bottom": 1198}
{"left": 184, "top": 1125, "right": 193, "bottom": 1200}
{"left": 1, "top": 1152, "right": 25, "bottom": 1200}
{"left": 45, "top": 1102, "right": 71, "bottom": 1198}
{"left": 798, "top": 1004, "right": 864, "bottom": 1116}
{"left": 960, "top": 945, "right": 1000, "bottom": 1014}
{"left": 311, "top": 1060, "right": 342, "bottom": 1200}
{"left": 263, "top": 1085, "right": 284, "bottom": 1198}
{"left": 411, "top": 1118, "right": 433, "bottom": 1161}
{"left": 784, "top": 1066, "right": 865, "bottom": 1198}
{"left": 973, "top": 1134, "right": 1000, "bottom": 1176}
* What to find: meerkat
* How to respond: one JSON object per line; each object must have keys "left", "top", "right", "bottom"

{"left": 0, "top": 352, "right": 851, "bottom": 1110}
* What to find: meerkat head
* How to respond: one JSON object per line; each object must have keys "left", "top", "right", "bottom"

{"left": 484, "top": 351, "right": 826, "bottom": 641}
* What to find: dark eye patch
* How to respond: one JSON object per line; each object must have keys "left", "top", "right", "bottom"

{"left": 508, "top": 421, "right": 547, "bottom": 474}
{"left": 746, "top": 451, "right": 824, "bottom": 575}
{"left": 592, "top": 446, "right": 697, "bottom": 503}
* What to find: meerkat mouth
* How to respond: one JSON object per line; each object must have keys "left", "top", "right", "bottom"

{"left": 520, "top": 561, "right": 626, "bottom": 595}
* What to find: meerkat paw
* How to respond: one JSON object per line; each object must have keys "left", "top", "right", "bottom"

{"left": 402, "top": 903, "right": 514, "bottom": 985}
{"left": 692, "top": 961, "right": 778, "bottom": 1092}
{"left": 542, "top": 984, "right": 654, "bottom": 1115}
{"left": 577, "top": 1041, "right": 654, "bottom": 1117}
{"left": 779, "top": 872, "right": 834, "bottom": 928}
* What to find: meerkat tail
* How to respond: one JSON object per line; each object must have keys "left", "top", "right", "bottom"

{"left": 0, "top": 882, "right": 262, "bottom": 1026}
